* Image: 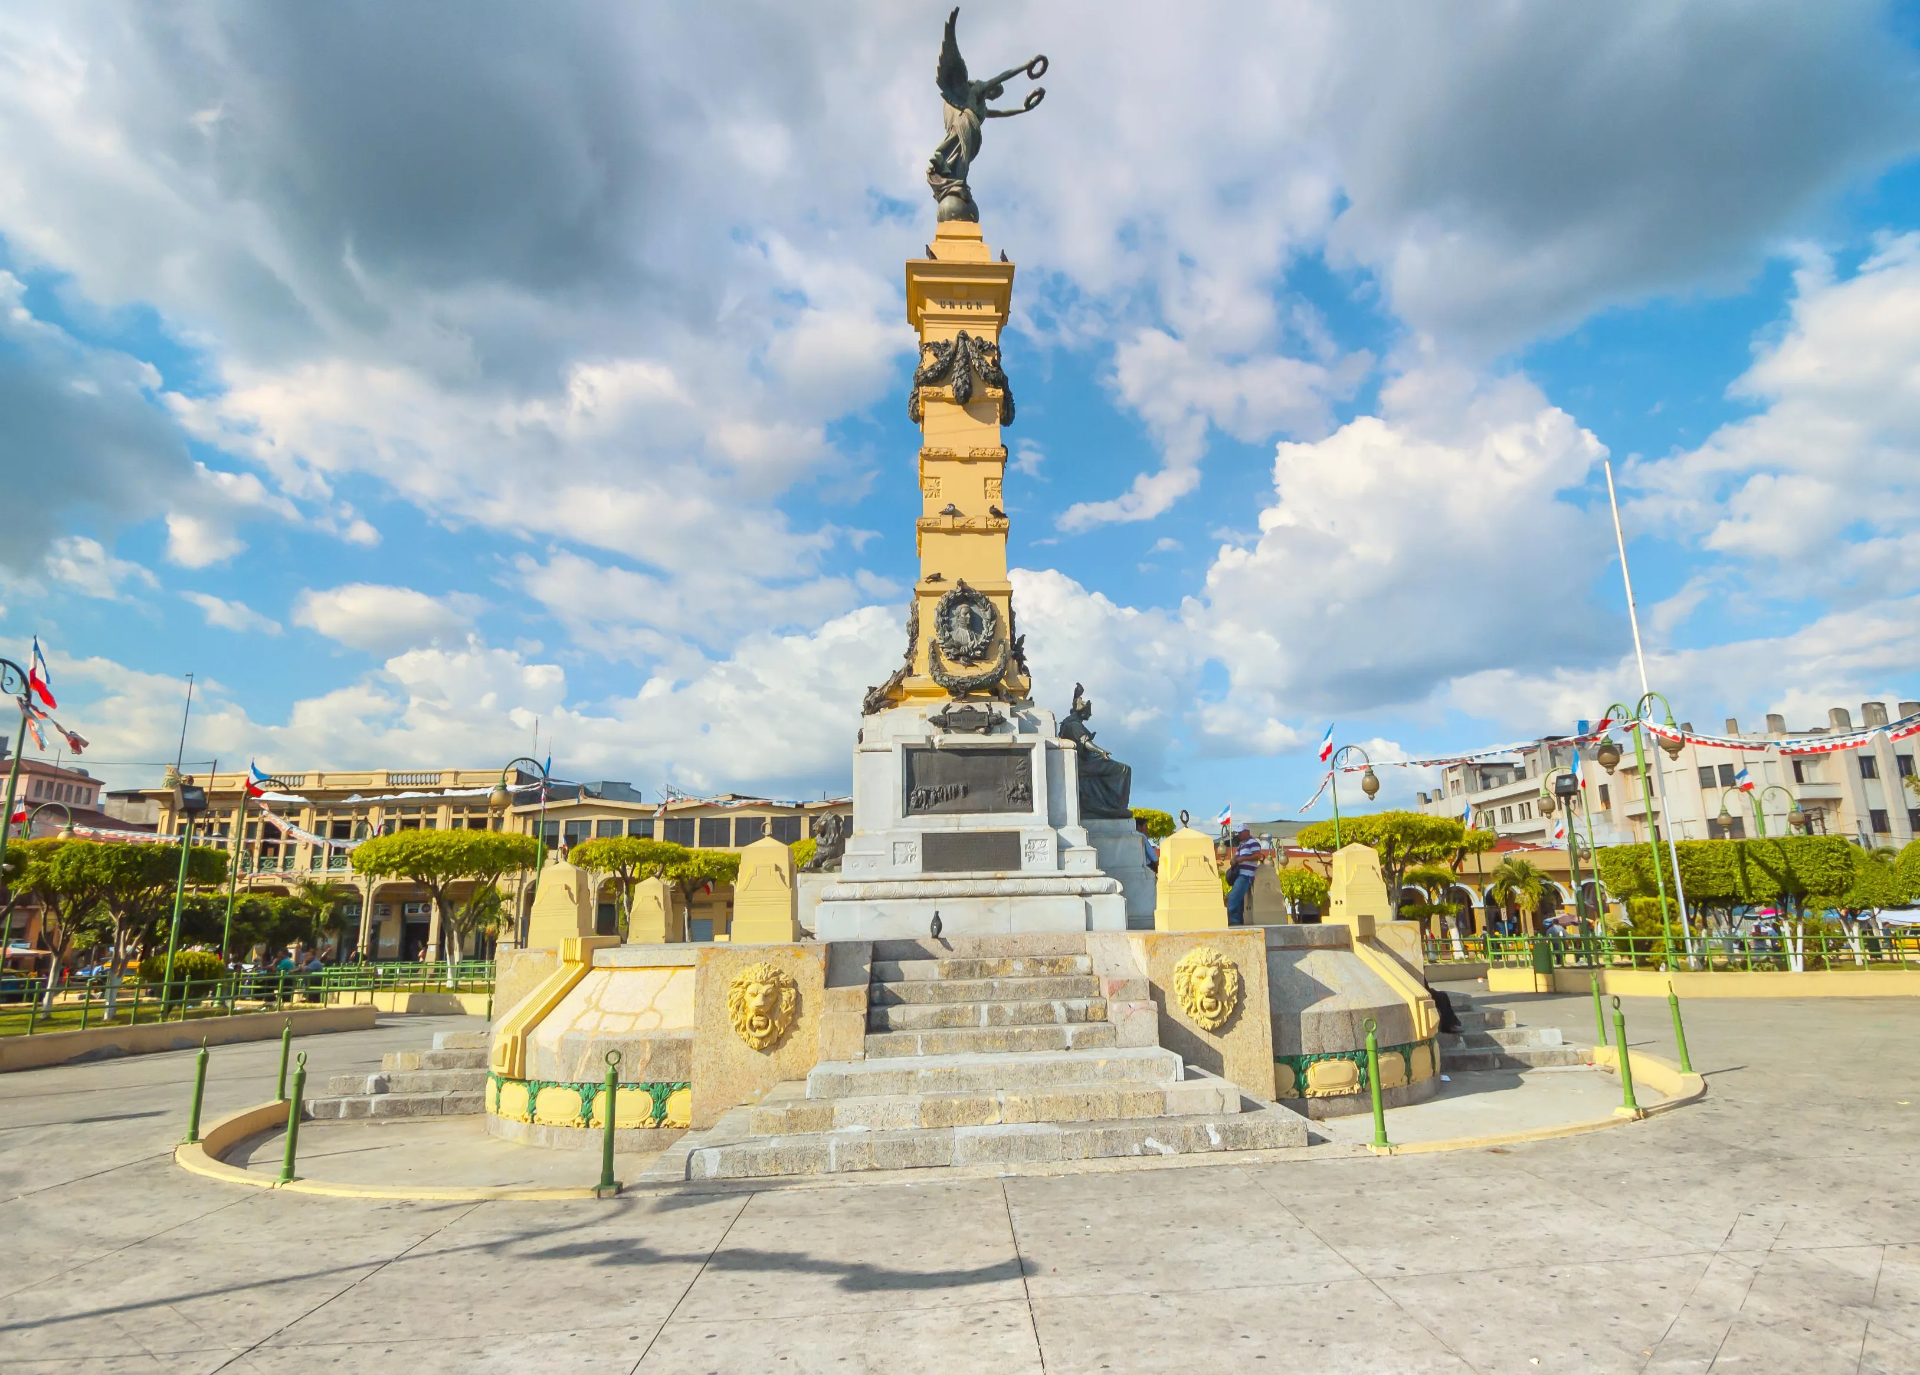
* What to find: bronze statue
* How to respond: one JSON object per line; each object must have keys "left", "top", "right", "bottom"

{"left": 1060, "top": 682, "right": 1133, "bottom": 820}
{"left": 929, "top": 8, "right": 1047, "bottom": 222}
{"left": 801, "top": 813, "right": 849, "bottom": 872}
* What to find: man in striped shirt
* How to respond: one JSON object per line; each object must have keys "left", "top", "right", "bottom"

{"left": 1225, "top": 827, "right": 1266, "bottom": 927}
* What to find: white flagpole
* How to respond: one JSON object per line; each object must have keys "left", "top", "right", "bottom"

{"left": 1604, "top": 460, "right": 1694, "bottom": 960}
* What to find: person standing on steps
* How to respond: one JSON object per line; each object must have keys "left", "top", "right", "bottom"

{"left": 1225, "top": 826, "right": 1264, "bottom": 927}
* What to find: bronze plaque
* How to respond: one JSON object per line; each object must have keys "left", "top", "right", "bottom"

{"left": 923, "top": 830, "right": 1022, "bottom": 873}
{"left": 903, "top": 746, "right": 1034, "bottom": 815}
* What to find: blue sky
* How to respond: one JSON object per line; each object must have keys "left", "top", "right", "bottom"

{"left": 2, "top": 1, "right": 1918, "bottom": 822}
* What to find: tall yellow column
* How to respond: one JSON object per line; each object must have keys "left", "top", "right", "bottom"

{"left": 876, "top": 219, "right": 1030, "bottom": 707}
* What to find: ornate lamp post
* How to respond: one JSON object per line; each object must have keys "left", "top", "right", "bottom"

{"left": 490, "top": 757, "right": 552, "bottom": 947}
{"left": 0, "top": 656, "right": 34, "bottom": 876}
{"left": 159, "top": 777, "right": 210, "bottom": 1006}
{"left": 1716, "top": 783, "right": 1804, "bottom": 840}
{"left": 1326, "top": 745, "right": 1378, "bottom": 851}
{"left": 1596, "top": 694, "right": 1694, "bottom": 968}
{"left": 220, "top": 774, "right": 292, "bottom": 966}
{"left": 1538, "top": 768, "right": 1588, "bottom": 926}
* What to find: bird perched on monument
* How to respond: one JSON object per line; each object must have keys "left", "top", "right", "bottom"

{"left": 988, "top": 504, "right": 1006, "bottom": 519}
{"left": 930, "top": 911, "right": 944, "bottom": 940}
{"left": 940, "top": 502, "right": 962, "bottom": 517}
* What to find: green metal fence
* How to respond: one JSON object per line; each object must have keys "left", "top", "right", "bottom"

{"left": 0, "top": 961, "right": 497, "bottom": 1038}
{"left": 1423, "top": 930, "right": 1920, "bottom": 974}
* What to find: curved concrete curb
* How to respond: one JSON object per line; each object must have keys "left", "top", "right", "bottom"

{"left": 1366, "top": 1048, "right": 1707, "bottom": 1155}
{"left": 174, "top": 1100, "right": 614, "bottom": 1201}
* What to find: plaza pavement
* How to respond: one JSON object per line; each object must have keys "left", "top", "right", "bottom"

{"left": 0, "top": 991, "right": 1915, "bottom": 1373}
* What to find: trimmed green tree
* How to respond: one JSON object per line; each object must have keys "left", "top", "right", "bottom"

{"left": 1274, "top": 866, "right": 1330, "bottom": 920}
{"left": 87, "top": 842, "right": 228, "bottom": 1019}
{"left": 664, "top": 850, "right": 741, "bottom": 931}
{"left": 351, "top": 830, "right": 540, "bottom": 975}
{"left": 11, "top": 839, "right": 110, "bottom": 1008}
{"left": 1296, "top": 811, "right": 1487, "bottom": 910}
{"left": 1130, "top": 808, "right": 1177, "bottom": 840}
{"left": 1485, "top": 856, "right": 1550, "bottom": 933}
{"left": 571, "top": 837, "right": 689, "bottom": 937}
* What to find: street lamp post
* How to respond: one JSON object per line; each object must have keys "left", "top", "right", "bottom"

{"left": 21, "top": 803, "right": 77, "bottom": 1007}
{"left": 221, "top": 774, "right": 291, "bottom": 966}
{"left": 0, "top": 657, "right": 33, "bottom": 880}
{"left": 1597, "top": 695, "right": 1695, "bottom": 968}
{"left": 1326, "top": 745, "right": 1379, "bottom": 851}
{"left": 490, "top": 757, "right": 552, "bottom": 948}
{"left": 160, "top": 778, "right": 210, "bottom": 1008}
{"left": 1538, "top": 768, "right": 1586, "bottom": 928}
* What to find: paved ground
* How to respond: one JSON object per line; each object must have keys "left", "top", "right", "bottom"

{"left": 1, "top": 991, "right": 1916, "bottom": 1373}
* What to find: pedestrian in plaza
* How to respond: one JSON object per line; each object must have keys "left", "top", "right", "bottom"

{"left": 1225, "top": 826, "right": 1264, "bottom": 927}
{"left": 1134, "top": 813, "right": 1160, "bottom": 873}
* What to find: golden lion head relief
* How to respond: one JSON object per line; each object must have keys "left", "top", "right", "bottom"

{"left": 727, "top": 961, "right": 799, "bottom": 1051}
{"left": 1172, "top": 946, "right": 1242, "bottom": 1032}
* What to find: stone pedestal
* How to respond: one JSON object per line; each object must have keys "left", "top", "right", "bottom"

{"left": 1086, "top": 818, "right": 1156, "bottom": 928}
{"left": 524, "top": 854, "right": 596, "bottom": 949}
{"left": 730, "top": 835, "right": 801, "bottom": 944}
{"left": 626, "top": 876, "right": 681, "bottom": 945}
{"left": 1153, "top": 827, "right": 1228, "bottom": 931}
{"left": 813, "top": 701, "right": 1126, "bottom": 940}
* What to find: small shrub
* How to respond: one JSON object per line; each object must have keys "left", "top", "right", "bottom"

{"left": 136, "top": 950, "right": 228, "bottom": 986}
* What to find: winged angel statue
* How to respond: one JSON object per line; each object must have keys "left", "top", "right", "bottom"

{"left": 927, "top": 8, "right": 1047, "bottom": 222}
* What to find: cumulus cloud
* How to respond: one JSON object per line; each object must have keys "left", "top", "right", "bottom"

{"left": 181, "top": 591, "right": 282, "bottom": 636}
{"left": 292, "top": 584, "right": 476, "bottom": 655}
{"left": 1628, "top": 236, "right": 1920, "bottom": 597}
{"left": 43, "top": 536, "right": 158, "bottom": 600}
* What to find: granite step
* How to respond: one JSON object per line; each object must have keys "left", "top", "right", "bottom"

{"left": 1451, "top": 1008, "right": 1514, "bottom": 1032}
{"left": 870, "top": 935, "right": 1090, "bottom": 964}
{"left": 325, "top": 1067, "right": 489, "bottom": 1097}
{"left": 864, "top": 1021, "right": 1119, "bottom": 1059}
{"left": 749, "top": 1073, "right": 1242, "bottom": 1134}
{"left": 683, "top": 1105, "right": 1308, "bottom": 1179}
{"left": 866, "top": 997, "right": 1108, "bottom": 1032}
{"left": 1444, "top": 1026, "right": 1564, "bottom": 1051}
{"left": 809, "top": 1047, "right": 1186, "bottom": 1098}
{"left": 872, "top": 955, "right": 1094, "bottom": 983}
{"left": 868, "top": 973, "right": 1100, "bottom": 1005}
{"left": 381, "top": 1047, "right": 488, "bottom": 1073}
{"left": 307, "top": 1090, "right": 485, "bottom": 1121}
{"left": 1439, "top": 1046, "right": 1590, "bottom": 1071}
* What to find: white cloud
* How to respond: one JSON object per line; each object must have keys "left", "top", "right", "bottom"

{"left": 181, "top": 592, "right": 282, "bottom": 636}
{"left": 292, "top": 584, "right": 476, "bottom": 655}
{"left": 44, "top": 536, "right": 158, "bottom": 600}
{"left": 1628, "top": 236, "right": 1920, "bottom": 596}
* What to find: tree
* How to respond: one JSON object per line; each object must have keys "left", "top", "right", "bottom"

{"left": 663, "top": 850, "right": 741, "bottom": 929}
{"left": 1131, "top": 808, "right": 1177, "bottom": 840}
{"left": 1897, "top": 838, "right": 1920, "bottom": 899}
{"left": 279, "top": 878, "right": 357, "bottom": 960}
{"left": 1400, "top": 862, "right": 1465, "bottom": 942}
{"left": 87, "top": 842, "right": 228, "bottom": 1018}
{"left": 12, "top": 840, "right": 110, "bottom": 1008}
{"left": 570, "top": 837, "right": 688, "bottom": 937}
{"left": 351, "top": 830, "right": 540, "bottom": 975}
{"left": 1485, "top": 856, "right": 1549, "bottom": 933}
{"left": 1274, "top": 866, "right": 1329, "bottom": 920}
{"left": 1296, "top": 811, "right": 1485, "bottom": 909}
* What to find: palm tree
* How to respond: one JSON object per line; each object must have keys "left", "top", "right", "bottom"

{"left": 1485, "top": 856, "right": 1549, "bottom": 935}
{"left": 1402, "top": 862, "right": 1465, "bottom": 950}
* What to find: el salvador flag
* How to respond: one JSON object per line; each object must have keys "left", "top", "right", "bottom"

{"left": 1735, "top": 765, "right": 1754, "bottom": 792}
{"left": 1318, "top": 724, "right": 1334, "bottom": 763}
{"left": 1214, "top": 804, "right": 1232, "bottom": 829}
{"left": 1461, "top": 801, "right": 1473, "bottom": 827}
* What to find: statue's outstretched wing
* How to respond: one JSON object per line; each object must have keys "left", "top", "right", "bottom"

{"left": 936, "top": 8, "right": 970, "bottom": 105}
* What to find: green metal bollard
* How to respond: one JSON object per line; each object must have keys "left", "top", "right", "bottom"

{"left": 1610, "top": 996, "right": 1640, "bottom": 1116}
{"left": 184, "top": 1038, "right": 210, "bottom": 1144}
{"left": 1364, "top": 1017, "right": 1389, "bottom": 1151}
{"left": 278, "top": 1052, "right": 307, "bottom": 1184}
{"left": 596, "top": 1050, "right": 622, "bottom": 1197}
{"left": 275, "top": 1018, "right": 293, "bottom": 1101}
{"left": 1667, "top": 982, "right": 1693, "bottom": 1074}
{"left": 1591, "top": 969, "right": 1608, "bottom": 1047}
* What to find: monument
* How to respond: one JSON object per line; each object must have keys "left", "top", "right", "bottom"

{"left": 813, "top": 13, "right": 1142, "bottom": 940}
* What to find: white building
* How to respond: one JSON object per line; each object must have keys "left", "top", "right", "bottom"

{"left": 1417, "top": 699, "right": 1920, "bottom": 852}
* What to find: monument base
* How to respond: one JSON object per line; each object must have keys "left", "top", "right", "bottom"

{"left": 1085, "top": 818, "right": 1155, "bottom": 929}
{"left": 813, "top": 874, "right": 1125, "bottom": 941}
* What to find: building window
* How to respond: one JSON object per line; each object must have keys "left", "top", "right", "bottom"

{"left": 628, "top": 818, "right": 654, "bottom": 839}
{"left": 1792, "top": 759, "right": 1805, "bottom": 783}
{"left": 1518, "top": 801, "right": 1531, "bottom": 820}
{"left": 1717, "top": 763, "right": 1737, "bottom": 787}
{"left": 595, "top": 819, "right": 622, "bottom": 838}
{"left": 1900, "top": 755, "right": 1915, "bottom": 778}
{"left": 1870, "top": 808, "right": 1890, "bottom": 833}
{"left": 564, "top": 820, "right": 592, "bottom": 849}
{"left": 1861, "top": 756, "right": 1880, "bottom": 780}
{"left": 769, "top": 816, "right": 802, "bottom": 844}
{"left": 1708, "top": 816, "right": 1746, "bottom": 840}
{"left": 1697, "top": 765, "right": 1716, "bottom": 788}
{"left": 1909, "top": 808, "right": 1920, "bottom": 834}
{"left": 1449, "top": 778, "right": 1462, "bottom": 796}
{"left": 1598, "top": 784, "right": 1611, "bottom": 809}
{"left": 734, "top": 817, "right": 773, "bottom": 845}
{"left": 540, "top": 821, "right": 560, "bottom": 849}
{"left": 698, "top": 818, "right": 730, "bottom": 848}
{"left": 662, "top": 818, "right": 695, "bottom": 846}
{"left": 1500, "top": 806, "right": 1512, "bottom": 824}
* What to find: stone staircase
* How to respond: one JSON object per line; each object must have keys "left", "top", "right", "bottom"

{"left": 660, "top": 936, "right": 1308, "bottom": 1180}
{"left": 307, "top": 1029, "right": 489, "bottom": 1119}
{"left": 1438, "top": 994, "right": 1587, "bottom": 1072}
